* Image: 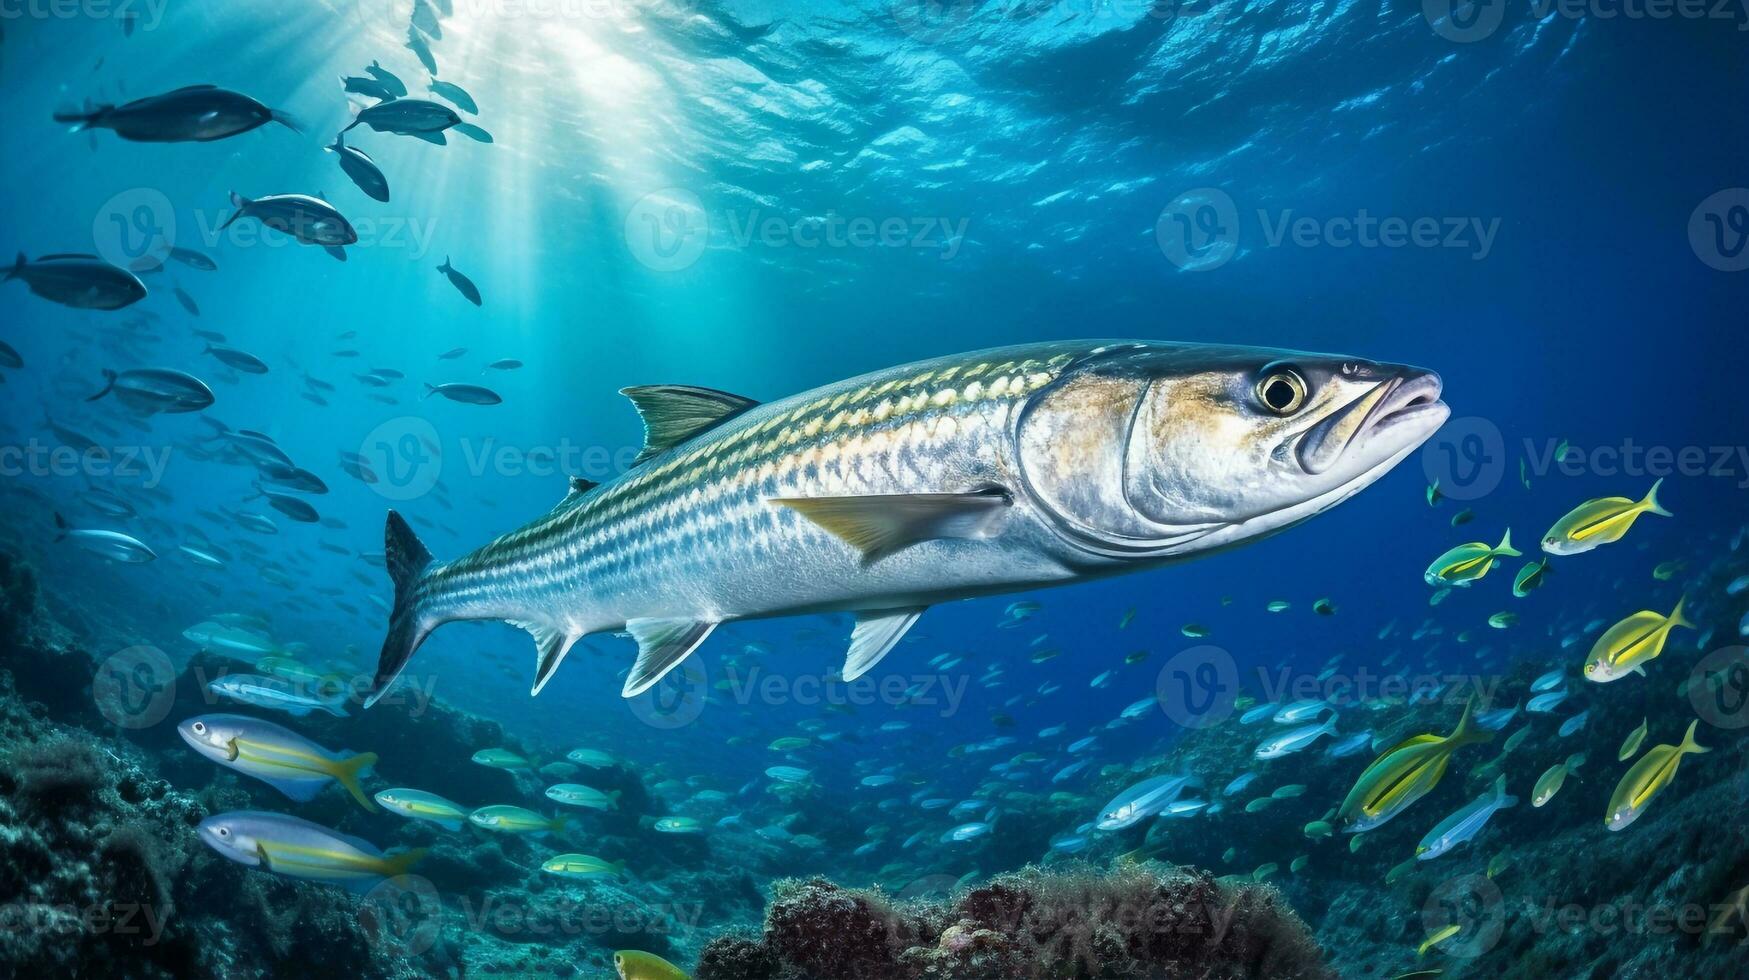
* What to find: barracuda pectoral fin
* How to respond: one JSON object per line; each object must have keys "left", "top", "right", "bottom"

{"left": 845, "top": 607, "right": 925, "bottom": 681}
{"left": 623, "top": 617, "right": 718, "bottom": 697}
{"left": 518, "top": 621, "right": 584, "bottom": 695}
{"left": 771, "top": 489, "right": 1013, "bottom": 565}
{"left": 621, "top": 384, "right": 761, "bottom": 465}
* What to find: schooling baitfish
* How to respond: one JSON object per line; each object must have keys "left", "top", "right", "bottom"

{"left": 365, "top": 340, "right": 1448, "bottom": 707}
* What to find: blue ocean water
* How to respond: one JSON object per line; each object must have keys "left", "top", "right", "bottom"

{"left": 1, "top": 2, "right": 1746, "bottom": 977}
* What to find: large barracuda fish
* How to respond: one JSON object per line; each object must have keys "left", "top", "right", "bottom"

{"left": 365, "top": 341, "right": 1448, "bottom": 706}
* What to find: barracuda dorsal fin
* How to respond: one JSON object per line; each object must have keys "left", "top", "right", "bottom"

{"left": 623, "top": 617, "right": 717, "bottom": 696}
{"left": 771, "top": 489, "right": 1013, "bottom": 565}
{"left": 516, "top": 621, "right": 583, "bottom": 695}
{"left": 621, "top": 385, "right": 760, "bottom": 465}
{"left": 845, "top": 607, "right": 925, "bottom": 681}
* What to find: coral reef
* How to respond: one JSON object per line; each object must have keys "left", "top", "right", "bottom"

{"left": 695, "top": 867, "right": 1333, "bottom": 980}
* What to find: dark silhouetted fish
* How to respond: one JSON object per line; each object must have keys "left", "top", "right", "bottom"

{"left": 6, "top": 253, "right": 145, "bottom": 310}
{"left": 342, "top": 98, "right": 457, "bottom": 140}
{"left": 204, "top": 344, "right": 269, "bottom": 374}
{"left": 53, "top": 85, "right": 299, "bottom": 142}
{"left": 326, "top": 133, "right": 390, "bottom": 202}
{"left": 451, "top": 122, "right": 492, "bottom": 144}
{"left": 429, "top": 78, "right": 476, "bottom": 114}
{"left": 363, "top": 60, "right": 407, "bottom": 97}
{"left": 88, "top": 367, "right": 214, "bottom": 414}
{"left": 406, "top": 26, "right": 437, "bottom": 75}
{"left": 167, "top": 246, "right": 217, "bottom": 271}
{"left": 339, "top": 452, "right": 379, "bottom": 484}
{"left": 342, "top": 75, "right": 398, "bottom": 103}
{"left": 173, "top": 286, "right": 200, "bottom": 316}
{"left": 438, "top": 347, "right": 467, "bottom": 359}
{"left": 222, "top": 192, "right": 357, "bottom": 247}
{"left": 424, "top": 382, "right": 500, "bottom": 405}
{"left": 263, "top": 466, "right": 329, "bottom": 495}
{"left": 0, "top": 340, "right": 20, "bottom": 369}
{"left": 438, "top": 256, "right": 481, "bottom": 305}
{"left": 486, "top": 358, "right": 521, "bottom": 371}
{"left": 412, "top": 0, "right": 442, "bottom": 38}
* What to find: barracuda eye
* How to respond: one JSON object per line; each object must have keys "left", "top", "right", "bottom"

{"left": 215, "top": 827, "right": 229, "bottom": 838}
{"left": 192, "top": 722, "right": 206, "bottom": 735}
{"left": 1256, "top": 369, "right": 1307, "bottom": 416}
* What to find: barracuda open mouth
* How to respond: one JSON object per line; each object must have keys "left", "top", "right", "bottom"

{"left": 1296, "top": 370, "right": 1447, "bottom": 476}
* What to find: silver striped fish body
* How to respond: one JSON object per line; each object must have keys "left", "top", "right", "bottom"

{"left": 369, "top": 340, "right": 1448, "bottom": 705}
{"left": 432, "top": 343, "right": 1092, "bottom": 628}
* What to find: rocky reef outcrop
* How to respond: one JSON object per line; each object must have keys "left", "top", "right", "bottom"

{"left": 694, "top": 867, "right": 1333, "bottom": 979}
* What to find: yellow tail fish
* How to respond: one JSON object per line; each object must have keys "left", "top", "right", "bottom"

{"left": 1606, "top": 720, "right": 1708, "bottom": 831}
{"left": 1338, "top": 698, "right": 1492, "bottom": 832}
{"left": 1583, "top": 597, "right": 1691, "bottom": 683}
{"left": 1541, "top": 478, "right": 1671, "bottom": 555}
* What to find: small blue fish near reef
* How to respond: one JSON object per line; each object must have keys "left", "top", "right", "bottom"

{"left": 198, "top": 811, "right": 424, "bottom": 892}
{"left": 178, "top": 714, "right": 378, "bottom": 810}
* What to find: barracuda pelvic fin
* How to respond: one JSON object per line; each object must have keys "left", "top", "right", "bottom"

{"left": 523, "top": 622, "right": 583, "bottom": 695}
{"left": 623, "top": 618, "right": 718, "bottom": 696}
{"left": 770, "top": 489, "right": 1014, "bottom": 565}
{"left": 846, "top": 608, "right": 926, "bottom": 681}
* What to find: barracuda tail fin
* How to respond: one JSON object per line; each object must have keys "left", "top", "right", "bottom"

{"left": 366, "top": 511, "right": 437, "bottom": 709}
